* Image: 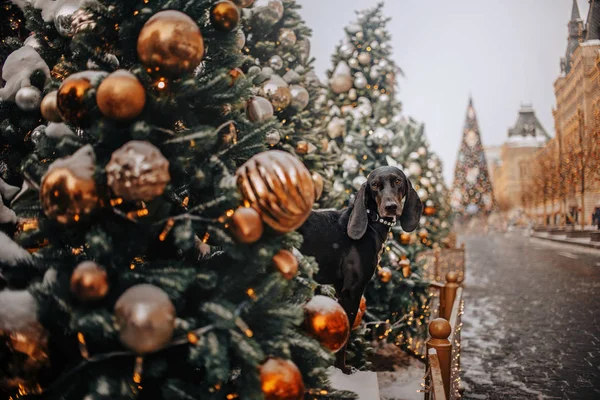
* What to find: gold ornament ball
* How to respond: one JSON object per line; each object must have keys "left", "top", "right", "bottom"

{"left": 236, "top": 150, "right": 315, "bottom": 233}
{"left": 311, "top": 172, "right": 323, "bottom": 201}
{"left": 210, "top": 1, "right": 240, "bottom": 32}
{"left": 137, "top": 10, "right": 204, "bottom": 77}
{"left": 424, "top": 206, "right": 436, "bottom": 216}
{"left": 378, "top": 267, "right": 392, "bottom": 283}
{"left": 272, "top": 249, "right": 298, "bottom": 280}
{"left": 246, "top": 96, "right": 274, "bottom": 122}
{"left": 418, "top": 229, "right": 429, "bottom": 239}
{"left": 230, "top": 207, "right": 263, "bottom": 243}
{"left": 232, "top": 0, "right": 255, "bottom": 7}
{"left": 261, "top": 78, "right": 291, "bottom": 111}
{"left": 40, "top": 146, "right": 99, "bottom": 224}
{"left": 303, "top": 295, "right": 350, "bottom": 352}
{"left": 352, "top": 295, "right": 367, "bottom": 330}
{"left": 96, "top": 70, "right": 146, "bottom": 121}
{"left": 115, "top": 284, "right": 176, "bottom": 354}
{"left": 70, "top": 261, "right": 109, "bottom": 302}
{"left": 40, "top": 90, "right": 63, "bottom": 122}
{"left": 260, "top": 358, "right": 305, "bottom": 400}
{"left": 57, "top": 76, "right": 93, "bottom": 125}
{"left": 399, "top": 232, "right": 411, "bottom": 245}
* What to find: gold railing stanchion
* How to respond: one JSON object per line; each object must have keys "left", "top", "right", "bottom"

{"left": 441, "top": 272, "right": 459, "bottom": 320}
{"left": 427, "top": 318, "right": 452, "bottom": 400}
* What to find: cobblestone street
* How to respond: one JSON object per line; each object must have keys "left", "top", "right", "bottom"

{"left": 460, "top": 232, "right": 600, "bottom": 400}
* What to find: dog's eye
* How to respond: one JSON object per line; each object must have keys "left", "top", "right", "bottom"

{"left": 371, "top": 182, "right": 379, "bottom": 190}
{"left": 395, "top": 179, "right": 402, "bottom": 185}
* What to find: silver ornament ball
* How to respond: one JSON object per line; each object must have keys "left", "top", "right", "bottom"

{"left": 278, "top": 28, "right": 297, "bottom": 47}
{"left": 391, "top": 145, "right": 401, "bottom": 158}
{"left": 358, "top": 52, "right": 371, "bottom": 65}
{"left": 348, "top": 58, "right": 359, "bottom": 69}
{"left": 354, "top": 75, "right": 367, "bottom": 89}
{"left": 289, "top": 85, "right": 309, "bottom": 110}
{"left": 355, "top": 31, "right": 364, "bottom": 41}
{"left": 339, "top": 42, "right": 354, "bottom": 59}
{"left": 246, "top": 96, "right": 274, "bottom": 122}
{"left": 30, "top": 125, "right": 46, "bottom": 144}
{"left": 265, "top": 129, "right": 281, "bottom": 145}
{"left": 15, "top": 86, "right": 42, "bottom": 111}
{"left": 269, "top": 55, "right": 284, "bottom": 70}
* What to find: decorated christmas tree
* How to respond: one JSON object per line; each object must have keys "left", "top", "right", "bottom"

{"left": 320, "top": 3, "right": 446, "bottom": 359}
{"left": 241, "top": 0, "right": 331, "bottom": 196}
{"left": 0, "top": 1, "right": 357, "bottom": 399}
{"left": 451, "top": 97, "right": 495, "bottom": 220}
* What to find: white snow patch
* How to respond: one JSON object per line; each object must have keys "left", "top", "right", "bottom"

{"left": 328, "top": 367, "right": 380, "bottom": 400}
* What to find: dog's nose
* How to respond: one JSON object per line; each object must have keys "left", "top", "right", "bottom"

{"left": 384, "top": 203, "right": 398, "bottom": 214}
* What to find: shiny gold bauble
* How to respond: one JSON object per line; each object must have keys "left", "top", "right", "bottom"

{"left": 418, "top": 229, "right": 429, "bottom": 239}
{"left": 56, "top": 76, "right": 93, "bottom": 124}
{"left": 114, "top": 284, "right": 176, "bottom": 354}
{"left": 70, "top": 261, "right": 109, "bottom": 302}
{"left": 232, "top": 0, "right": 255, "bottom": 7}
{"left": 40, "top": 146, "right": 99, "bottom": 224}
{"left": 210, "top": 1, "right": 240, "bottom": 32}
{"left": 230, "top": 207, "right": 263, "bottom": 243}
{"left": 137, "top": 10, "right": 204, "bottom": 77}
{"left": 303, "top": 295, "right": 350, "bottom": 352}
{"left": 378, "top": 267, "right": 392, "bottom": 283}
{"left": 236, "top": 150, "right": 315, "bottom": 233}
{"left": 399, "top": 232, "right": 411, "bottom": 245}
{"left": 260, "top": 358, "right": 305, "bottom": 400}
{"left": 423, "top": 206, "right": 436, "bottom": 216}
{"left": 352, "top": 295, "right": 367, "bottom": 330}
{"left": 40, "top": 90, "right": 62, "bottom": 122}
{"left": 96, "top": 70, "right": 146, "bottom": 120}
{"left": 272, "top": 249, "right": 298, "bottom": 280}
{"left": 311, "top": 172, "right": 323, "bottom": 201}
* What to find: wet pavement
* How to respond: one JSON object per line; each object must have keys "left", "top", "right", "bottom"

{"left": 460, "top": 232, "right": 600, "bottom": 400}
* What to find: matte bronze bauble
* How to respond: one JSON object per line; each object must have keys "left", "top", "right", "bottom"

{"left": 210, "top": 1, "right": 240, "bottom": 32}
{"left": 230, "top": 207, "right": 263, "bottom": 243}
{"left": 137, "top": 10, "right": 204, "bottom": 77}
{"left": 96, "top": 70, "right": 146, "bottom": 120}
{"left": 70, "top": 261, "right": 109, "bottom": 302}
{"left": 272, "top": 249, "right": 298, "bottom": 280}
{"left": 303, "top": 295, "right": 350, "bottom": 352}
{"left": 40, "top": 90, "right": 63, "bottom": 122}
{"left": 236, "top": 151, "right": 314, "bottom": 233}
{"left": 260, "top": 358, "right": 304, "bottom": 400}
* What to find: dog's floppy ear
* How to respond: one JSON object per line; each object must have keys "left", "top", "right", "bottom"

{"left": 348, "top": 183, "right": 368, "bottom": 240}
{"left": 400, "top": 179, "right": 423, "bottom": 232}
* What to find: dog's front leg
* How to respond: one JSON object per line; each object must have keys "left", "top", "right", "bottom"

{"left": 335, "top": 289, "right": 362, "bottom": 374}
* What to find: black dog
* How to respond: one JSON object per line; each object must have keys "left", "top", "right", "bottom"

{"left": 298, "top": 166, "right": 423, "bottom": 372}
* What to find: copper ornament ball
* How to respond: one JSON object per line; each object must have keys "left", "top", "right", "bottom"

{"left": 137, "top": 10, "right": 204, "bottom": 77}
{"left": 210, "top": 1, "right": 240, "bottom": 32}
{"left": 230, "top": 207, "right": 263, "bottom": 243}
{"left": 303, "top": 295, "right": 350, "bottom": 353}
{"left": 96, "top": 70, "right": 146, "bottom": 121}
{"left": 260, "top": 358, "right": 305, "bottom": 400}
{"left": 236, "top": 150, "right": 315, "bottom": 233}
{"left": 272, "top": 249, "right": 298, "bottom": 280}
{"left": 423, "top": 205, "right": 436, "bottom": 216}
{"left": 40, "top": 146, "right": 99, "bottom": 224}
{"left": 114, "top": 284, "right": 176, "bottom": 354}
{"left": 56, "top": 76, "right": 93, "bottom": 125}
{"left": 40, "top": 90, "right": 63, "bottom": 122}
{"left": 399, "top": 232, "right": 411, "bottom": 245}
{"left": 378, "top": 267, "right": 392, "bottom": 283}
{"left": 70, "top": 261, "right": 109, "bottom": 302}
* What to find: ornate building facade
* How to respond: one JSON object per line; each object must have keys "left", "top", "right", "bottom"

{"left": 529, "top": 0, "right": 600, "bottom": 227}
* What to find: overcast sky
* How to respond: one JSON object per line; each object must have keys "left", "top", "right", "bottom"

{"left": 297, "top": 0, "right": 588, "bottom": 184}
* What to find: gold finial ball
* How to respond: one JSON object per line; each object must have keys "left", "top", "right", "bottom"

{"left": 260, "top": 358, "right": 305, "bottom": 400}
{"left": 210, "top": 1, "right": 240, "bottom": 32}
{"left": 137, "top": 10, "right": 204, "bottom": 77}
{"left": 96, "top": 70, "right": 146, "bottom": 121}
{"left": 230, "top": 207, "right": 263, "bottom": 243}
{"left": 446, "top": 271, "right": 458, "bottom": 283}
{"left": 114, "top": 284, "right": 176, "bottom": 354}
{"left": 303, "top": 295, "right": 350, "bottom": 352}
{"left": 40, "top": 146, "right": 99, "bottom": 224}
{"left": 236, "top": 150, "right": 315, "bottom": 233}
{"left": 70, "top": 261, "right": 109, "bottom": 302}
{"left": 311, "top": 171, "right": 323, "bottom": 201}
{"left": 40, "top": 90, "right": 63, "bottom": 122}
{"left": 428, "top": 318, "right": 451, "bottom": 339}
{"left": 378, "top": 267, "right": 392, "bottom": 283}
{"left": 272, "top": 249, "right": 298, "bottom": 280}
